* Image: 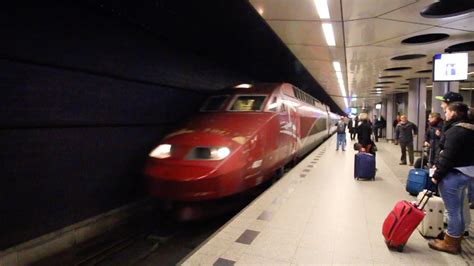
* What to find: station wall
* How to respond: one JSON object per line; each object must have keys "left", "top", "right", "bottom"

{"left": 0, "top": 3, "right": 250, "bottom": 249}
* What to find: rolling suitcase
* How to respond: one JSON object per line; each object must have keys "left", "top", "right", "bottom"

{"left": 406, "top": 153, "right": 434, "bottom": 195}
{"left": 417, "top": 189, "right": 445, "bottom": 238}
{"left": 382, "top": 190, "right": 432, "bottom": 252}
{"left": 354, "top": 152, "right": 375, "bottom": 180}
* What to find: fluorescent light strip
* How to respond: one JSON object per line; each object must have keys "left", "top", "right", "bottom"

{"left": 336, "top": 71, "right": 343, "bottom": 80}
{"left": 314, "top": 0, "right": 330, "bottom": 19}
{"left": 333, "top": 61, "right": 341, "bottom": 72}
{"left": 322, "top": 23, "right": 336, "bottom": 46}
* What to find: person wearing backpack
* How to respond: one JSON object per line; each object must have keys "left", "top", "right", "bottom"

{"left": 335, "top": 117, "right": 347, "bottom": 151}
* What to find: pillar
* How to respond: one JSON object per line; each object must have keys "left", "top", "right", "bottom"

{"left": 408, "top": 78, "right": 427, "bottom": 151}
{"left": 386, "top": 95, "right": 395, "bottom": 140}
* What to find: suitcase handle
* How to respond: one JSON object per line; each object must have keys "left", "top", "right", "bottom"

{"left": 417, "top": 190, "right": 433, "bottom": 210}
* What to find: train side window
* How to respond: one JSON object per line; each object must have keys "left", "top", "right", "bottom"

{"left": 200, "top": 95, "right": 229, "bottom": 111}
{"left": 230, "top": 95, "right": 266, "bottom": 111}
{"left": 268, "top": 97, "right": 279, "bottom": 112}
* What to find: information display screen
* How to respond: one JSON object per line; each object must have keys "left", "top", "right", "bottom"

{"left": 433, "top": 53, "right": 468, "bottom": 81}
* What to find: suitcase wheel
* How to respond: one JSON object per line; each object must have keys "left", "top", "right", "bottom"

{"left": 397, "top": 244, "right": 404, "bottom": 252}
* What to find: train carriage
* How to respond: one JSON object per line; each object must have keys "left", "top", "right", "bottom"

{"left": 144, "top": 83, "right": 339, "bottom": 201}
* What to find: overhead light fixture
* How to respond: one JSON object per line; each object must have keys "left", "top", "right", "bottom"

{"left": 234, "top": 83, "right": 252, "bottom": 89}
{"left": 336, "top": 71, "right": 343, "bottom": 80}
{"left": 426, "top": 84, "right": 433, "bottom": 88}
{"left": 460, "top": 87, "right": 474, "bottom": 90}
{"left": 257, "top": 7, "right": 264, "bottom": 15}
{"left": 469, "top": 71, "right": 474, "bottom": 75}
{"left": 333, "top": 61, "right": 341, "bottom": 72}
{"left": 314, "top": 0, "right": 330, "bottom": 19}
{"left": 322, "top": 23, "right": 336, "bottom": 46}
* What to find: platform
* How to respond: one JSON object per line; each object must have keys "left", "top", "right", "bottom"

{"left": 180, "top": 134, "right": 474, "bottom": 265}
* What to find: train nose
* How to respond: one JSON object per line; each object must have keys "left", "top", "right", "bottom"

{"left": 144, "top": 132, "right": 247, "bottom": 201}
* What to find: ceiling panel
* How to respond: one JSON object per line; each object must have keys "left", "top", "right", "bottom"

{"left": 267, "top": 20, "right": 344, "bottom": 46}
{"left": 250, "top": 0, "right": 342, "bottom": 21}
{"left": 341, "top": 0, "right": 416, "bottom": 20}
{"left": 344, "top": 18, "right": 432, "bottom": 47}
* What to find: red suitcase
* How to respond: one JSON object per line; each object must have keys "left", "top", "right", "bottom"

{"left": 382, "top": 191, "right": 432, "bottom": 252}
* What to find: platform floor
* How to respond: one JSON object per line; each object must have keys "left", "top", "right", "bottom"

{"left": 181, "top": 135, "right": 474, "bottom": 265}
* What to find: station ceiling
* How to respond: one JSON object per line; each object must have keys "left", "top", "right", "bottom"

{"left": 249, "top": 0, "right": 474, "bottom": 111}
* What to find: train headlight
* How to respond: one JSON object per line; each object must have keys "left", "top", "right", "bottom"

{"left": 213, "top": 147, "right": 230, "bottom": 159}
{"left": 186, "top": 146, "right": 231, "bottom": 160}
{"left": 149, "top": 144, "right": 172, "bottom": 159}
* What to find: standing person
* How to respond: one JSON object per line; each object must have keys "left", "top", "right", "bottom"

{"left": 428, "top": 102, "right": 474, "bottom": 254}
{"left": 392, "top": 114, "right": 401, "bottom": 144}
{"left": 379, "top": 115, "right": 387, "bottom": 139}
{"left": 357, "top": 113, "right": 375, "bottom": 155}
{"left": 395, "top": 115, "right": 418, "bottom": 166}
{"left": 373, "top": 115, "right": 380, "bottom": 142}
{"left": 424, "top": 112, "right": 443, "bottom": 167}
{"left": 350, "top": 115, "right": 359, "bottom": 140}
{"left": 348, "top": 116, "right": 356, "bottom": 140}
{"left": 335, "top": 117, "right": 347, "bottom": 151}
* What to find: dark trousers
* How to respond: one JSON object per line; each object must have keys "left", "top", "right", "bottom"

{"left": 373, "top": 127, "right": 379, "bottom": 142}
{"left": 350, "top": 130, "right": 356, "bottom": 140}
{"left": 400, "top": 142, "right": 414, "bottom": 164}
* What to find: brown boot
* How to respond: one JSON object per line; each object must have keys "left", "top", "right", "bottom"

{"left": 428, "top": 233, "right": 462, "bottom": 254}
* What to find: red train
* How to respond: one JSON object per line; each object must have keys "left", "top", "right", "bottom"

{"left": 144, "top": 83, "right": 339, "bottom": 202}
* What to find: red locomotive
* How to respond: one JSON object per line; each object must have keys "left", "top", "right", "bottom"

{"left": 144, "top": 83, "right": 338, "bottom": 202}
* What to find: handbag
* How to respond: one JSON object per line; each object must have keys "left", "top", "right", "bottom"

{"left": 353, "top": 143, "right": 361, "bottom": 151}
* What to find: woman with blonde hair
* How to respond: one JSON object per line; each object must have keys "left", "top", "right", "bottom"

{"left": 357, "top": 113, "right": 374, "bottom": 154}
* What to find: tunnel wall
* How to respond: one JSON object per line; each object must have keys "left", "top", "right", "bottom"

{"left": 0, "top": 3, "right": 250, "bottom": 249}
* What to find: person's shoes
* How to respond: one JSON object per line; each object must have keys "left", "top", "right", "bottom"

{"left": 428, "top": 234, "right": 462, "bottom": 254}
{"left": 409, "top": 163, "right": 414, "bottom": 166}
{"left": 399, "top": 162, "right": 407, "bottom": 165}
{"left": 336, "top": 149, "right": 339, "bottom": 151}
{"left": 464, "top": 231, "right": 470, "bottom": 237}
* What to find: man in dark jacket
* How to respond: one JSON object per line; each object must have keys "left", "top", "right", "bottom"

{"left": 424, "top": 112, "right": 443, "bottom": 166}
{"left": 395, "top": 115, "right": 418, "bottom": 165}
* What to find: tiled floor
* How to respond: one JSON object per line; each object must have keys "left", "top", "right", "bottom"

{"left": 180, "top": 135, "right": 474, "bottom": 265}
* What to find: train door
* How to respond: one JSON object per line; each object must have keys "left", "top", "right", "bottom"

{"left": 278, "top": 98, "right": 299, "bottom": 161}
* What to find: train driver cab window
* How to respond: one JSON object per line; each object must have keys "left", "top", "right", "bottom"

{"left": 230, "top": 95, "right": 266, "bottom": 111}
{"left": 200, "top": 95, "right": 229, "bottom": 111}
{"left": 267, "top": 97, "right": 279, "bottom": 112}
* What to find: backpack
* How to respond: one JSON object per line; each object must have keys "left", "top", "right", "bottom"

{"left": 337, "top": 122, "right": 346, "bottom": 133}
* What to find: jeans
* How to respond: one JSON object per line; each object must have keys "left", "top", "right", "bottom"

{"left": 400, "top": 142, "right": 414, "bottom": 164}
{"left": 336, "top": 133, "right": 346, "bottom": 150}
{"left": 439, "top": 171, "right": 471, "bottom": 237}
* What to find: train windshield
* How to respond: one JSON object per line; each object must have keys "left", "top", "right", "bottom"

{"left": 200, "top": 95, "right": 229, "bottom": 111}
{"left": 230, "top": 95, "right": 266, "bottom": 111}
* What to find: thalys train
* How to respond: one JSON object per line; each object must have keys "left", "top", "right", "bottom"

{"left": 144, "top": 83, "right": 339, "bottom": 202}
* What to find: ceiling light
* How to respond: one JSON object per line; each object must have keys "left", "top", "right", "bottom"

{"left": 336, "top": 71, "right": 343, "bottom": 80}
{"left": 257, "top": 8, "right": 264, "bottom": 16}
{"left": 333, "top": 62, "right": 341, "bottom": 72}
{"left": 314, "top": 0, "right": 330, "bottom": 19}
{"left": 460, "top": 88, "right": 474, "bottom": 90}
{"left": 234, "top": 84, "right": 252, "bottom": 88}
{"left": 426, "top": 85, "right": 433, "bottom": 88}
{"left": 322, "top": 23, "right": 336, "bottom": 46}
{"left": 469, "top": 71, "right": 474, "bottom": 75}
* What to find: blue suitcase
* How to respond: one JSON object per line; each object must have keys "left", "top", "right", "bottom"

{"left": 406, "top": 169, "right": 431, "bottom": 195}
{"left": 354, "top": 152, "right": 376, "bottom": 180}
